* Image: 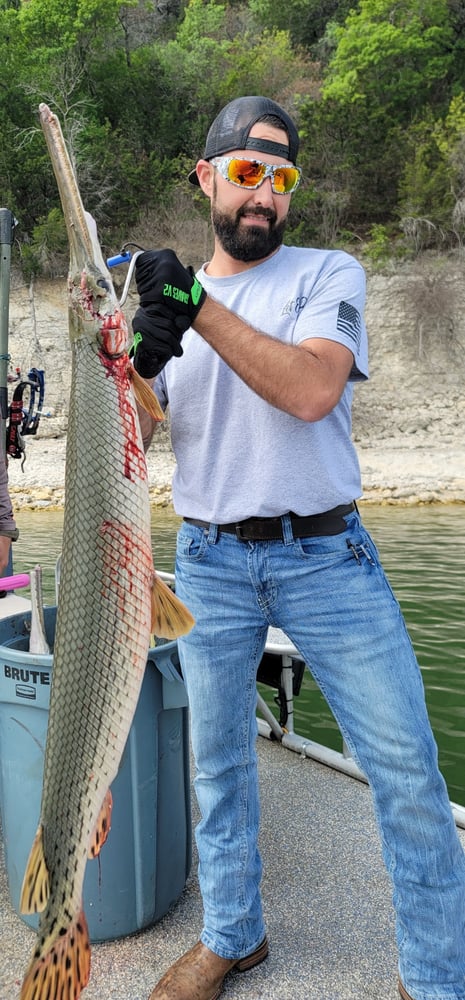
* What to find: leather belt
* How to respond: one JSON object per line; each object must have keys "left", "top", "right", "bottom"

{"left": 184, "top": 503, "right": 356, "bottom": 542}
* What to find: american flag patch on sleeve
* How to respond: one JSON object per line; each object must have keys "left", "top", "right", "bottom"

{"left": 337, "top": 301, "right": 362, "bottom": 350}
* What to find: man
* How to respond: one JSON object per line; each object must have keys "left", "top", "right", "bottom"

{"left": 132, "top": 96, "right": 465, "bottom": 1000}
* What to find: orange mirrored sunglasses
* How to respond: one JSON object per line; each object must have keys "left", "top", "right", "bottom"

{"left": 212, "top": 157, "right": 301, "bottom": 195}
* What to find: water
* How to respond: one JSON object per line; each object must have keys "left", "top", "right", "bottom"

{"left": 287, "top": 504, "right": 465, "bottom": 806}
{"left": 10, "top": 503, "right": 465, "bottom": 806}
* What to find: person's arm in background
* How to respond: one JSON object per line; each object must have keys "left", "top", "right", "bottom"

{"left": 0, "top": 454, "right": 18, "bottom": 575}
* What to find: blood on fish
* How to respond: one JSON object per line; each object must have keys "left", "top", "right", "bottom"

{"left": 99, "top": 520, "right": 153, "bottom": 618}
{"left": 98, "top": 348, "right": 147, "bottom": 484}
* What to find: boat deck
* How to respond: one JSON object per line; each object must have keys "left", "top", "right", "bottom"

{"left": 4, "top": 734, "right": 462, "bottom": 1000}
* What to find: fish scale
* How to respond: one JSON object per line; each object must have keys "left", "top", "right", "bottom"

{"left": 18, "top": 103, "right": 194, "bottom": 1000}
{"left": 24, "top": 299, "right": 152, "bottom": 984}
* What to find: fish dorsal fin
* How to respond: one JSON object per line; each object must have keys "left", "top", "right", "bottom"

{"left": 20, "top": 824, "right": 50, "bottom": 914}
{"left": 20, "top": 907, "right": 91, "bottom": 1000}
{"left": 88, "top": 788, "right": 113, "bottom": 859}
{"left": 152, "top": 573, "right": 195, "bottom": 640}
{"left": 129, "top": 366, "right": 165, "bottom": 422}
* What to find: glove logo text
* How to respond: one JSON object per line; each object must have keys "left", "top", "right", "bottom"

{"left": 163, "top": 283, "right": 190, "bottom": 306}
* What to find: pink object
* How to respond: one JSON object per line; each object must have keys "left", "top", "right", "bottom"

{"left": 0, "top": 573, "right": 30, "bottom": 592}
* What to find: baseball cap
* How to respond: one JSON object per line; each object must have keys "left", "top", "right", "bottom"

{"left": 188, "top": 95, "right": 299, "bottom": 186}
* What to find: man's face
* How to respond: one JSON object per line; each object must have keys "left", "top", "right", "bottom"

{"left": 211, "top": 178, "right": 287, "bottom": 262}
{"left": 208, "top": 124, "right": 293, "bottom": 263}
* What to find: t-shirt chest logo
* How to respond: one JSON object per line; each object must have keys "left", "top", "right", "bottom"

{"left": 281, "top": 296, "right": 308, "bottom": 317}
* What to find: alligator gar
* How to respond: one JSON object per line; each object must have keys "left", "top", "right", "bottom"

{"left": 19, "top": 103, "right": 194, "bottom": 1000}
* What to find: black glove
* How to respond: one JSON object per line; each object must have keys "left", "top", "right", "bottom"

{"left": 131, "top": 305, "right": 190, "bottom": 378}
{"left": 134, "top": 249, "right": 206, "bottom": 321}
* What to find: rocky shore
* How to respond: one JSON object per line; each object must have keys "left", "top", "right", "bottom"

{"left": 6, "top": 435, "right": 176, "bottom": 512}
{"left": 6, "top": 432, "right": 465, "bottom": 512}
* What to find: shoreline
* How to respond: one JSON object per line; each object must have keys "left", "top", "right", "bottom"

{"left": 6, "top": 435, "right": 465, "bottom": 511}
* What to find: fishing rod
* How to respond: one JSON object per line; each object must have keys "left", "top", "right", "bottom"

{"left": 106, "top": 241, "right": 145, "bottom": 306}
{"left": 0, "top": 208, "right": 16, "bottom": 462}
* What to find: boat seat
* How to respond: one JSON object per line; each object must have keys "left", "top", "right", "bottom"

{"left": 257, "top": 627, "right": 305, "bottom": 738}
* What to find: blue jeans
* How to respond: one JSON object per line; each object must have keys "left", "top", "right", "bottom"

{"left": 175, "top": 510, "right": 465, "bottom": 1000}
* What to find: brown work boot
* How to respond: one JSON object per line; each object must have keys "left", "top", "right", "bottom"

{"left": 398, "top": 981, "right": 415, "bottom": 1000}
{"left": 149, "top": 937, "right": 268, "bottom": 1000}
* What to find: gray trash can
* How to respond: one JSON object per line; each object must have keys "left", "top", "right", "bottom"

{"left": 0, "top": 606, "right": 191, "bottom": 941}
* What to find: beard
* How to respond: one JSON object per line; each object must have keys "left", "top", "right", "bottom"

{"left": 211, "top": 198, "right": 287, "bottom": 263}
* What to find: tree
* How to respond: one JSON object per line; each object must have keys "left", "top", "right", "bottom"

{"left": 248, "top": 0, "right": 354, "bottom": 52}
{"left": 293, "top": 0, "right": 459, "bottom": 244}
{"left": 323, "top": 0, "right": 455, "bottom": 120}
{"left": 398, "top": 94, "right": 465, "bottom": 249}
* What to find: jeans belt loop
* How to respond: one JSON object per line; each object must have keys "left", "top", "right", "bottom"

{"left": 207, "top": 523, "right": 219, "bottom": 544}
{"left": 281, "top": 513, "right": 294, "bottom": 546}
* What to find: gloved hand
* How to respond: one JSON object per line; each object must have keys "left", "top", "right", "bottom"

{"left": 134, "top": 249, "right": 206, "bottom": 321}
{"left": 131, "top": 305, "right": 190, "bottom": 378}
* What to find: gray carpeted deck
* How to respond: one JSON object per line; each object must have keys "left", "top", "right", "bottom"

{"left": 5, "top": 733, "right": 461, "bottom": 1000}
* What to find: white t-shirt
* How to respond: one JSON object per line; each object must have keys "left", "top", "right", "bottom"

{"left": 155, "top": 244, "right": 369, "bottom": 523}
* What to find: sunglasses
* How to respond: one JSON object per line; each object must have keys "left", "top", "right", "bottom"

{"left": 211, "top": 157, "right": 301, "bottom": 195}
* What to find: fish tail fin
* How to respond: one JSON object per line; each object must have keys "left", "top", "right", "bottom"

{"left": 21, "top": 907, "right": 91, "bottom": 1000}
{"left": 152, "top": 573, "right": 195, "bottom": 639}
{"left": 88, "top": 788, "right": 113, "bottom": 859}
{"left": 20, "top": 824, "right": 50, "bottom": 914}
{"left": 129, "top": 366, "right": 165, "bottom": 421}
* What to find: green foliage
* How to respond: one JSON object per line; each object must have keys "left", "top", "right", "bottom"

{"left": 20, "top": 208, "right": 68, "bottom": 280}
{"left": 298, "top": 92, "right": 408, "bottom": 242}
{"left": 294, "top": 0, "right": 464, "bottom": 248}
{"left": 218, "top": 29, "right": 310, "bottom": 107}
{"left": 248, "top": 0, "right": 354, "bottom": 51}
{"left": 362, "top": 223, "right": 400, "bottom": 267}
{"left": 1, "top": 0, "right": 465, "bottom": 262}
{"left": 435, "top": 91, "right": 465, "bottom": 158}
{"left": 18, "top": 0, "right": 135, "bottom": 50}
{"left": 176, "top": 0, "right": 227, "bottom": 46}
{"left": 398, "top": 95, "right": 465, "bottom": 250}
{"left": 323, "top": 0, "right": 454, "bottom": 118}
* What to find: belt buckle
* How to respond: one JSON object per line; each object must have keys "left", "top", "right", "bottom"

{"left": 235, "top": 523, "right": 249, "bottom": 541}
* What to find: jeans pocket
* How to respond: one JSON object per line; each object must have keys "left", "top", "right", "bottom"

{"left": 176, "top": 521, "right": 208, "bottom": 562}
{"left": 295, "top": 528, "right": 354, "bottom": 563}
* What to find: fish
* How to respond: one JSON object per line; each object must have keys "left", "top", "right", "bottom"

{"left": 19, "top": 103, "right": 194, "bottom": 1000}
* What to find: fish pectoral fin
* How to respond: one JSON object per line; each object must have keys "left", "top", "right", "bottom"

{"left": 20, "top": 824, "right": 50, "bottom": 914}
{"left": 21, "top": 907, "right": 91, "bottom": 1000}
{"left": 152, "top": 573, "right": 195, "bottom": 640}
{"left": 129, "top": 366, "right": 165, "bottom": 422}
{"left": 88, "top": 788, "right": 113, "bottom": 859}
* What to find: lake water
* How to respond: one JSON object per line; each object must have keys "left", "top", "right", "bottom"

{"left": 10, "top": 502, "right": 465, "bottom": 807}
